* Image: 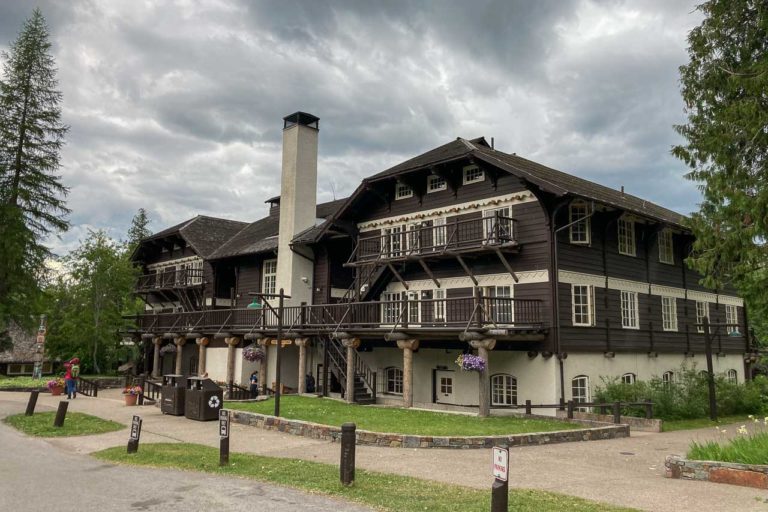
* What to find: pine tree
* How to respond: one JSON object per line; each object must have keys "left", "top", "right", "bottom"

{"left": 673, "top": 0, "right": 768, "bottom": 342}
{"left": 126, "top": 208, "right": 152, "bottom": 249}
{"left": 0, "top": 8, "right": 69, "bottom": 346}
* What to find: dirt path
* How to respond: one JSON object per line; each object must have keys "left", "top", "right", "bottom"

{"left": 2, "top": 389, "right": 767, "bottom": 511}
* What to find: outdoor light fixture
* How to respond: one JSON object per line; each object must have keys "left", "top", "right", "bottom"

{"left": 541, "top": 351, "right": 553, "bottom": 359}
{"left": 728, "top": 328, "right": 742, "bottom": 337}
{"left": 246, "top": 298, "right": 263, "bottom": 309}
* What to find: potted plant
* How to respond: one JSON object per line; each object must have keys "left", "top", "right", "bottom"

{"left": 122, "top": 385, "right": 142, "bottom": 406}
{"left": 242, "top": 344, "right": 265, "bottom": 363}
{"left": 455, "top": 354, "right": 486, "bottom": 372}
{"left": 47, "top": 377, "right": 65, "bottom": 396}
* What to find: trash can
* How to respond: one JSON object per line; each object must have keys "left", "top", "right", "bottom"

{"left": 184, "top": 377, "right": 223, "bottom": 421}
{"left": 161, "top": 374, "right": 185, "bottom": 416}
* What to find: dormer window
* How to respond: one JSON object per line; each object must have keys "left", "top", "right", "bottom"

{"left": 618, "top": 218, "right": 636, "bottom": 256}
{"left": 427, "top": 175, "right": 446, "bottom": 193}
{"left": 395, "top": 182, "right": 413, "bottom": 200}
{"left": 658, "top": 229, "right": 674, "bottom": 264}
{"left": 569, "top": 201, "right": 590, "bottom": 244}
{"left": 462, "top": 165, "right": 484, "bottom": 184}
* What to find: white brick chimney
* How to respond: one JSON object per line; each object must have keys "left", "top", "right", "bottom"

{"left": 275, "top": 112, "right": 319, "bottom": 306}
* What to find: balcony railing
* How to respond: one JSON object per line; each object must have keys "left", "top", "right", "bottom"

{"left": 136, "top": 268, "right": 204, "bottom": 291}
{"left": 356, "top": 213, "right": 517, "bottom": 262}
{"left": 131, "top": 296, "right": 543, "bottom": 334}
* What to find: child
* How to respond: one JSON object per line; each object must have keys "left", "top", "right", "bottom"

{"left": 63, "top": 357, "right": 80, "bottom": 399}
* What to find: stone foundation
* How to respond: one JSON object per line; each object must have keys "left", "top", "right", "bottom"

{"left": 228, "top": 409, "right": 629, "bottom": 449}
{"left": 665, "top": 455, "right": 768, "bottom": 489}
{"left": 555, "top": 410, "right": 663, "bottom": 433}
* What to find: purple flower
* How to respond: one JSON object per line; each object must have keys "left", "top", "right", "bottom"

{"left": 455, "top": 354, "right": 486, "bottom": 372}
{"left": 242, "top": 345, "right": 265, "bottom": 362}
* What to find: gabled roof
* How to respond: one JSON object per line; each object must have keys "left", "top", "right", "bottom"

{"left": 209, "top": 198, "right": 347, "bottom": 260}
{"left": 139, "top": 215, "right": 248, "bottom": 259}
{"left": 338, "top": 136, "right": 686, "bottom": 229}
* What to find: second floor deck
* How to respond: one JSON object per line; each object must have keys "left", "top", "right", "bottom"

{"left": 136, "top": 268, "right": 204, "bottom": 292}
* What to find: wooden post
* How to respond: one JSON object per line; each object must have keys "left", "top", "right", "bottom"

{"left": 491, "top": 479, "right": 508, "bottom": 512}
{"left": 469, "top": 338, "right": 495, "bottom": 417}
{"left": 152, "top": 337, "right": 162, "bottom": 378}
{"left": 340, "top": 422, "right": 356, "bottom": 486}
{"left": 174, "top": 337, "right": 186, "bottom": 375}
{"left": 274, "top": 289, "right": 284, "bottom": 418}
{"left": 296, "top": 338, "right": 308, "bottom": 394}
{"left": 127, "top": 415, "right": 142, "bottom": 454}
{"left": 257, "top": 338, "right": 269, "bottom": 395}
{"left": 525, "top": 399, "right": 532, "bottom": 415}
{"left": 225, "top": 337, "right": 241, "bottom": 391}
{"left": 196, "top": 337, "right": 209, "bottom": 375}
{"left": 219, "top": 409, "right": 230, "bottom": 466}
{"left": 613, "top": 401, "right": 621, "bottom": 424}
{"left": 25, "top": 390, "right": 39, "bottom": 416}
{"left": 397, "top": 339, "right": 419, "bottom": 408}
{"left": 53, "top": 401, "right": 68, "bottom": 428}
{"left": 342, "top": 338, "right": 360, "bottom": 403}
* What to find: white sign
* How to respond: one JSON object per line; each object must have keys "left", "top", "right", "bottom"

{"left": 130, "top": 415, "right": 142, "bottom": 441}
{"left": 492, "top": 446, "right": 508, "bottom": 482}
{"left": 219, "top": 409, "right": 230, "bottom": 438}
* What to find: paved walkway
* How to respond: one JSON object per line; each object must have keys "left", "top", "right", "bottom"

{"left": 2, "top": 390, "right": 768, "bottom": 512}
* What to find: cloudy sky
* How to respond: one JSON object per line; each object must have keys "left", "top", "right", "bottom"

{"left": 0, "top": 0, "right": 703, "bottom": 255}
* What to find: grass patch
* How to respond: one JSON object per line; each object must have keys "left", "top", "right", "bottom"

{"left": 4, "top": 411, "right": 124, "bottom": 437}
{"left": 227, "top": 396, "right": 580, "bottom": 436}
{"left": 662, "top": 416, "right": 748, "bottom": 432}
{"left": 688, "top": 430, "right": 768, "bottom": 465}
{"left": 0, "top": 375, "right": 118, "bottom": 389}
{"left": 95, "top": 443, "right": 634, "bottom": 512}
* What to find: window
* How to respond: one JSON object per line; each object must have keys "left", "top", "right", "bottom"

{"left": 569, "top": 201, "right": 590, "bottom": 244}
{"left": 433, "top": 217, "right": 447, "bottom": 248}
{"left": 395, "top": 182, "right": 413, "bottom": 200}
{"left": 620, "top": 291, "right": 639, "bottom": 329}
{"left": 661, "top": 296, "right": 678, "bottom": 332}
{"left": 484, "top": 286, "right": 513, "bottom": 324}
{"left": 658, "top": 229, "right": 674, "bottom": 264}
{"left": 621, "top": 373, "right": 636, "bottom": 385}
{"left": 462, "top": 165, "right": 484, "bottom": 184}
{"left": 383, "top": 225, "right": 403, "bottom": 257}
{"left": 433, "top": 289, "right": 446, "bottom": 323}
{"left": 262, "top": 259, "right": 277, "bottom": 296}
{"left": 381, "top": 291, "right": 403, "bottom": 324}
{"left": 491, "top": 374, "right": 518, "bottom": 406}
{"left": 427, "top": 175, "right": 447, "bottom": 192}
{"left": 484, "top": 206, "right": 513, "bottom": 243}
{"left": 618, "top": 218, "right": 636, "bottom": 256}
{"left": 385, "top": 367, "right": 403, "bottom": 394}
{"left": 662, "top": 371, "right": 675, "bottom": 387}
{"left": 572, "top": 375, "right": 590, "bottom": 405}
{"left": 725, "top": 305, "right": 739, "bottom": 334}
{"left": 406, "top": 222, "right": 422, "bottom": 254}
{"left": 727, "top": 369, "right": 737, "bottom": 383}
{"left": 695, "top": 301, "right": 709, "bottom": 333}
{"left": 572, "top": 285, "right": 596, "bottom": 326}
{"left": 439, "top": 376, "right": 453, "bottom": 395}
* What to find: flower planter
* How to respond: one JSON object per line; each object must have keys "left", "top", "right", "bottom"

{"left": 49, "top": 386, "right": 63, "bottom": 396}
{"left": 124, "top": 394, "right": 138, "bottom": 406}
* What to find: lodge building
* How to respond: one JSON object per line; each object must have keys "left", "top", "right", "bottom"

{"left": 129, "top": 112, "right": 756, "bottom": 416}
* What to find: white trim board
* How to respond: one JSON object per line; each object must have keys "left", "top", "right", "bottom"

{"left": 384, "top": 270, "right": 549, "bottom": 293}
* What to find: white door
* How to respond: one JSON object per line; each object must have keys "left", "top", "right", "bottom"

{"left": 436, "top": 370, "right": 455, "bottom": 404}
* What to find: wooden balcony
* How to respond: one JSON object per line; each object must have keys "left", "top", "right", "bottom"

{"left": 130, "top": 296, "right": 545, "bottom": 341}
{"left": 353, "top": 213, "right": 518, "bottom": 264}
{"left": 136, "top": 268, "right": 204, "bottom": 292}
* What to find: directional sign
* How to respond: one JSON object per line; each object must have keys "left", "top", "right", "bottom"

{"left": 130, "top": 415, "right": 143, "bottom": 441}
{"left": 219, "top": 409, "right": 230, "bottom": 438}
{"left": 492, "top": 446, "right": 509, "bottom": 482}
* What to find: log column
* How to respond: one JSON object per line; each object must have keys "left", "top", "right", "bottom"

{"left": 296, "top": 338, "right": 310, "bottom": 394}
{"left": 396, "top": 339, "right": 419, "bottom": 408}
{"left": 257, "top": 338, "right": 270, "bottom": 393}
{"left": 174, "top": 337, "right": 187, "bottom": 375}
{"left": 225, "top": 337, "right": 241, "bottom": 385}
{"left": 152, "top": 337, "right": 163, "bottom": 378}
{"left": 342, "top": 338, "right": 361, "bottom": 404}
{"left": 469, "top": 338, "right": 496, "bottom": 418}
{"left": 196, "top": 337, "right": 209, "bottom": 375}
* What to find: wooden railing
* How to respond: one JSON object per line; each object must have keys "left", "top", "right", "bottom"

{"left": 136, "top": 268, "right": 204, "bottom": 291}
{"left": 131, "top": 296, "right": 543, "bottom": 334}
{"left": 78, "top": 377, "right": 98, "bottom": 397}
{"left": 356, "top": 213, "right": 517, "bottom": 262}
{"left": 226, "top": 382, "right": 251, "bottom": 400}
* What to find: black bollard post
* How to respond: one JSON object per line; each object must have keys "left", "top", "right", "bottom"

{"left": 127, "top": 415, "right": 142, "bottom": 454}
{"left": 525, "top": 399, "right": 531, "bottom": 415}
{"left": 25, "top": 390, "right": 39, "bottom": 416}
{"left": 491, "top": 446, "right": 509, "bottom": 512}
{"left": 566, "top": 400, "right": 574, "bottom": 419}
{"left": 645, "top": 399, "right": 653, "bottom": 419}
{"left": 53, "top": 401, "right": 68, "bottom": 428}
{"left": 491, "top": 479, "right": 508, "bottom": 512}
{"left": 613, "top": 402, "right": 621, "bottom": 424}
{"left": 219, "top": 409, "right": 230, "bottom": 466}
{"left": 340, "top": 422, "right": 356, "bottom": 486}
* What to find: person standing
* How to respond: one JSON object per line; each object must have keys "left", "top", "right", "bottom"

{"left": 63, "top": 357, "right": 80, "bottom": 399}
{"left": 249, "top": 370, "right": 259, "bottom": 398}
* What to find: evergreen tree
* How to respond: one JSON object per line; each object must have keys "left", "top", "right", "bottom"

{"left": 126, "top": 208, "right": 152, "bottom": 249}
{"left": 0, "top": 9, "right": 69, "bottom": 346}
{"left": 673, "top": 0, "right": 768, "bottom": 341}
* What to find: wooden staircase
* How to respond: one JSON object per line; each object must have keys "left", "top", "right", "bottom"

{"left": 321, "top": 335, "right": 377, "bottom": 404}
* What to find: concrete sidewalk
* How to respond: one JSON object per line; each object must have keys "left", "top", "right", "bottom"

{"left": 2, "top": 390, "right": 768, "bottom": 512}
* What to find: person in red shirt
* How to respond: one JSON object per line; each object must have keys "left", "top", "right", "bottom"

{"left": 63, "top": 357, "right": 80, "bottom": 399}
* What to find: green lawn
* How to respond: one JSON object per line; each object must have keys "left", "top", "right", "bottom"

{"left": 661, "top": 415, "right": 750, "bottom": 432}
{"left": 95, "top": 443, "right": 635, "bottom": 512}
{"left": 0, "top": 375, "right": 118, "bottom": 389}
{"left": 4, "top": 412, "right": 124, "bottom": 437}
{"left": 227, "top": 396, "right": 581, "bottom": 436}
{"left": 689, "top": 430, "right": 768, "bottom": 465}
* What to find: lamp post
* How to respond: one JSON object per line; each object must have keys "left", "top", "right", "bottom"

{"left": 700, "top": 317, "right": 743, "bottom": 421}
{"left": 248, "top": 289, "right": 290, "bottom": 417}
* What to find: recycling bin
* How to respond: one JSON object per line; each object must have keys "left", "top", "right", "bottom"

{"left": 161, "top": 374, "right": 185, "bottom": 416}
{"left": 184, "top": 377, "right": 223, "bottom": 421}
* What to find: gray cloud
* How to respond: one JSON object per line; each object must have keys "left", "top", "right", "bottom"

{"left": 0, "top": 0, "right": 702, "bottom": 254}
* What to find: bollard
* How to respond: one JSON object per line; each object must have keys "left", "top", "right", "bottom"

{"left": 559, "top": 397, "right": 565, "bottom": 411}
{"left": 127, "top": 415, "right": 142, "bottom": 454}
{"left": 613, "top": 402, "right": 621, "bottom": 424}
{"left": 491, "top": 479, "right": 508, "bottom": 512}
{"left": 645, "top": 399, "right": 653, "bottom": 419}
{"left": 25, "top": 390, "right": 39, "bottom": 416}
{"left": 53, "top": 401, "right": 69, "bottom": 428}
{"left": 219, "top": 409, "right": 230, "bottom": 466}
{"left": 340, "top": 422, "right": 356, "bottom": 486}
{"left": 566, "top": 400, "right": 574, "bottom": 419}
{"left": 491, "top": 446, "right": 509, "bottom": 512}
{"left": 525, "top": 399, "right": 531, "bottom": 415}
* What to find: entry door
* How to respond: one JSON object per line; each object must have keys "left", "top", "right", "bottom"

{"left": 436, "top": 370, "right": 455, "bottom": 404}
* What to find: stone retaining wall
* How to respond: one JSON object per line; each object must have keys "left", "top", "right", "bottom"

{"left": 229, "top": 409, "right": 629, "bottom": 449}
{"left": 555, "top": 410, "right": 663, "bottom": 433}
{"left": 665, "top": 455, "right": 768, "bottom": 489}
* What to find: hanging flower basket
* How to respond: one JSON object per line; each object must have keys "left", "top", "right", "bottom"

{"left": 160, "top": 343, "right": 177, "bottom": 355}
{"left": 455, "top": 354, "right": 486, "bottom": 372}
{"left": 242, "top": 344, "right": 265, "bottom": 362}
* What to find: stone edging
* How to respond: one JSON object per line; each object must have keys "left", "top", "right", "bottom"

{"left": 665, "top": 455, "right": 768, "bottom": 489}
{"left": 229, "top": 409, "right": 629, "bottom": 449}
